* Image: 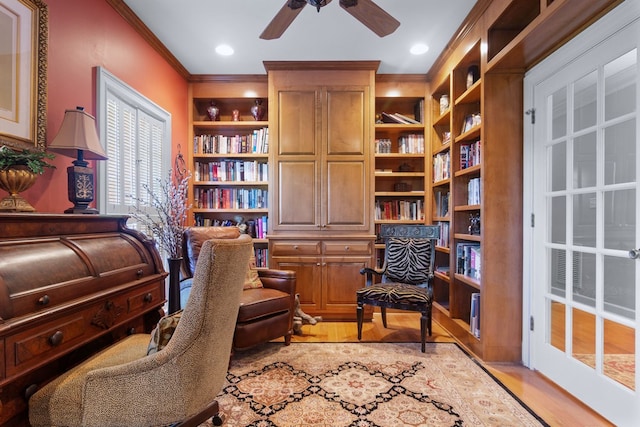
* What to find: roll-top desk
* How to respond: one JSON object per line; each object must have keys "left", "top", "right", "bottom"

{"left": 0, "top": 214, "right": 167, "bottom": 426}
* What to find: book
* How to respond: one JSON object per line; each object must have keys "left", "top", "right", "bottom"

{"left": 393, "top": 112, "right": 421, "bottom": 124}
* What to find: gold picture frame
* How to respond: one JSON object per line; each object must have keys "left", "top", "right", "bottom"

{"left": 0, "top": 0, "right": 47, "bottom": 151}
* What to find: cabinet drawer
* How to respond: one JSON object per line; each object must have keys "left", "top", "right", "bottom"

{"left": 323, "top": 241, "right": 371, "bottom": 255}
{"left": 271, "top": 241, "right": 321, "bottom": 256}
{"left": 128, "top": 283, "right": 163, "bottom": 314}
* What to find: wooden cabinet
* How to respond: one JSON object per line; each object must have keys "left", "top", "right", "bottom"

{"left": 270, "top": 237, "right": 374, "bottom": 320}
{"left": 265, "top": 62, "right": 378, "bottom": 319}
{"left": 189, "top": 77, "right": 270, "bottom": 266}
{"left": 270, "top": 85, "right": 371, "bottom": 233}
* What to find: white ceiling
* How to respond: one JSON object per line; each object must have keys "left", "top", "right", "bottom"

{"left": 122, "top": 0, "right": 477, "bottom": 75}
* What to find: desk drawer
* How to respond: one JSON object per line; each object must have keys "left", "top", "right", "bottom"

{"left": 323, "top": 241, "right": 371, "bottom": 255}
{"left": 270, "top": 241, "right": 321, "bottom": 256}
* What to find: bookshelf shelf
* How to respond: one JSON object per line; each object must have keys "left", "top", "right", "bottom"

{"left": 194, "top": 181, "right": 268, "bottom": 186}
{"left": 454, "top": 274, "right": 481, "bottom": 290}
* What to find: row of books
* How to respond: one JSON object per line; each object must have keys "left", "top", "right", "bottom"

{"left": 254, "top": 248, "right": 268, "bottom": 268}
{"left": 468, "top": 177, "right": 481, "bottom": 205}
{"left": 398, "top": 134, "right": 425, "bottom": 154}
{"left": 192, "top": 216, "right": 269, "bottom": 240}
{"left": 193, "top": 128, "right": 269, "bottom": 154}
{"left": 435, "top": 221, "right": 450, "bottom": 248}
{"left": 193, "top": 188, "right": 268, "bottom": 210}
{"left": 433, "top": 151, "right": 451, "bottom": 182}
{"left": 374, "top": 199, "right": 424, "bottom": 221}
{"left": 470, "top": 292, "right": 481, "bottom": 338}
{"left": 456, "top": 243, "right": 481, "bottom": 280}
{"left": 194, "top": 160, "right": 268, "bottom": 182}
{"left": 434, "top": 190, "right": 450, "bottom": 218}
{"left": 460, "top": 139, "right": 481, "bottom": 169}
{"left": 379, "top": 111, "right": 422, "bottom": 124}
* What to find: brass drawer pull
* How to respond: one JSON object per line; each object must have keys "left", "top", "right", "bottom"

{"left": 38, "top": 295, "right": 50, "bottom": 306}
{"left": 144, "top": 293, "right": 153, "bottom": 303}
{"left": 48, "top": 331, "right": 63, "bottom": 347}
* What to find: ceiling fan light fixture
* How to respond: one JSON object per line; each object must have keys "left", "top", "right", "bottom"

{"left": 410, "top": 43, "right": 429, "bottom": 55}
{"left": 307, "top": 0, "right": 329, "bottom": 12}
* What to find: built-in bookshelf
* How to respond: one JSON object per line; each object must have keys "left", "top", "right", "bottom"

{"left": 373, "top": 76, "right": 428, "bottom": 265}
{"left": 189, "top": 79, "right": 270, "bottom": 266}
{"left": 429, "top": 41, "right": 483, "bottom": 346}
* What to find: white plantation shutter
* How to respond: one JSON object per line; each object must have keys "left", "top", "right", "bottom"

{"left": 96, "top": 67, "right": 171, "bottom": 220}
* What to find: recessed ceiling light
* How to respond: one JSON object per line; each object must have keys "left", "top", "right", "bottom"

{"left": 215, "top": 44, "right": 234, "bottom": 56}
{"left": 410, "top": 43, "right": 429, "bottom": 55}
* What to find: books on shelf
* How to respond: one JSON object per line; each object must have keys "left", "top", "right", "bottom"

{"left": 460, "top": 139, "right": 481, "bottom": 169}
{"left": 254, "top": 247, "right": 268, "bottom": 268}
{"left": 470, "top": 292, "right": 481, "bottom": 338}
{"left": 456, "top": 243, "right": 481, "bottom": 280}
{"left": 193, "top": 187, "right": 268, "bottom": 210}
{"left": 193, "top": 127, "right": 269, "bottom": 154}
{"left": 398, "top": 134, "right": 424, "bottom": 154}
{"left": 433, "top": 151, "right": 450, "bottom": 182}
{"left": 374, "top": 199, "right": 424, "bottom": 221}
{"left": 381, "top": 112, "right": 420, "bottom": 124}
{"left": 194, "top": 160, "right": 268, "bottom": 182}
{"left": 434, "top": 190, "right": 450, "bottom": 218}
{"left": 467, "top": 177, "right": 481, "bottom": 205}
{"left": 193, "top": 216, "right": 269, "bottom": 240}
{"left": 435, "top": 221, "right": 450, "bottom": 248}
{"left": 374, "top": 138, "right": 392, "bottom": 153}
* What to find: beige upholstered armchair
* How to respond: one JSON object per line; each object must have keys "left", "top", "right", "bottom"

{"left": 28, "top": 235, "right": 253, "bottom": 427}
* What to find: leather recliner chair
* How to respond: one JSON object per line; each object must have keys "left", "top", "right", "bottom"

{"left": 181, "top": 226, "right": 296, "bottom": 350}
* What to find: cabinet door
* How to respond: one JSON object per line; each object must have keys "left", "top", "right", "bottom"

{"left": 273, "top": 89, "right": 321, "bottom": 231}
{"left": 323, "top": 87, "right": 371, "bottom": 231}
{"left": 271, "top": 257, "right": 322, "bottom": 313}
{"left": 323, "top": 256, "right": 370, "bottom": 317}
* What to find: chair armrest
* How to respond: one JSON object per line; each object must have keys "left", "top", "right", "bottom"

{"left": 359, "top": 267, "right": 384, "bottom": 287}
{"left": 257, "top": 269, "right": 296, "bottom": 295}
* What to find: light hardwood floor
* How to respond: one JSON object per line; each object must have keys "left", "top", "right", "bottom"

{"left": 289, "top": 312, "right": 613, "bottom": 427}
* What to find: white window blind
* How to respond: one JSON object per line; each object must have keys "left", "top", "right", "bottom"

{"left": 96, "top": 67, "right": 171, "bottom": 218}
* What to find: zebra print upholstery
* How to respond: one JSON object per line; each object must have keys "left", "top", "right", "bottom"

{"left": 356, "top": 224, "right": 439, "bottom": 353}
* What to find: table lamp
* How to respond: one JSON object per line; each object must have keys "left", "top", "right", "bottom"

{"left": 48, "top": 107, "right": 108, "bottom": 214}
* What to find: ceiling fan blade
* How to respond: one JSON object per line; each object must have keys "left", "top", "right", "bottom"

{"left": 260, "top": 1, "right": 307, "bottom": 40}
{"left": 340, "top": 0, "right": 400, "bottom": 37}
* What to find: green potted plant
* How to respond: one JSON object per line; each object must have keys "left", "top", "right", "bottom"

{"left": 0, "top": 145, "right": 56, "bottom": 212}
{"left": 0, "top": 145, "right": 56, "bottom": 174}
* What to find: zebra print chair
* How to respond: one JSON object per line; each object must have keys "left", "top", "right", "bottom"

{"left": 356, "top": 224, "right": 440, "bottom": 352}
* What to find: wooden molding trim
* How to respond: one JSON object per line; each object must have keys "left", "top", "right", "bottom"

{"left": 263, "top": 60, "right": 381, "bottom": 72}
{"left": 106, "top": 0, "right": 190, "bottom": 80}
{"left": 189, "top": 74, "right": 268, "bottom": 83}
{"left": 425, "top": 0, "right": 492, "bottom": 82}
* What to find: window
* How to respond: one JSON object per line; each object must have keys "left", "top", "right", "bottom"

{"left": 96, "top": 67, "right": 171, "bottom": 221}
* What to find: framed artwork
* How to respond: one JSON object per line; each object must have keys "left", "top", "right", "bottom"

{"left": 0, "top": 0, "right": 47, "bottom": 151}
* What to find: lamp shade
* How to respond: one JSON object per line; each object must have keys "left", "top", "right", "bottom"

{"left": 48, "top": 107, "right": 108, "bottom": 160}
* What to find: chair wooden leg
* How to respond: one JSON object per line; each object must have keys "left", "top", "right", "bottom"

{"left": 284, "top": 332, "right": 292, "bottom": 345}
{"left": 380, "top": 306, "right": 388, "bottom": 328}
{"left": 420, "top": 311, "right": 427, "bottom": 353}
{"left": 356, "top": 302, "right": 364, "bottom": 340}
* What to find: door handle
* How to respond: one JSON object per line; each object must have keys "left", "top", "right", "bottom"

{"left": 629, "top": 249, "right": 640, "bottom": 259}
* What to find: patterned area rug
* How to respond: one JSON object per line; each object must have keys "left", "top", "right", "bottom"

{"left": 204, "top": 342, "right": 547, "bottom": 427}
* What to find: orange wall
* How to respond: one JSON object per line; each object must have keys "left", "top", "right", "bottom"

{"left": 25, "top": 0, "right": 188, "bottom": 213}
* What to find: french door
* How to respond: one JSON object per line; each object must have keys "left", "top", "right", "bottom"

{"left": 526, "top": 3, "right": 639, "bottom": 425}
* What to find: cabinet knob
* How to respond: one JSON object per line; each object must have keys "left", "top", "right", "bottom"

{"left": 345, "top": 246, "right": 350, "bottom": 251}
{"left": 127, "top": 327, "right": 136, "bottom": 335}
{"left": 48, "top": 331, "right": 64, "bottom": 347}
{"left": 137, "top": 269, "right": 144, "bottom": 277}
{"left": 293, "top": 245, "right": 299, "bottom": 250}
{"left": 143, "top": 293, "right": 153, "bottom": 303}
{"left": 38, "top": 295, "right": 50, "bottom": 306}
{"left": 316, "top": 262, "right": 321, "bottom": 266}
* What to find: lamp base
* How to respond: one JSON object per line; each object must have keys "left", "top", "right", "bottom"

{"left": 0, "top": 194, "right": 36, "bottom": 212}
{"left": 64, "top": 205, "right": 99, "bottom": 214}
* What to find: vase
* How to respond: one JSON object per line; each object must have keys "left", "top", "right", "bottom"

{"left": 167, "top": 257, "right": 183, "bottom": 314}
{"left": 206, "top": 101, "right": 219, "bottom": 121}
{"left": 0, "top": 166, "right": 38, "bottom": 212}
{"left": 250, "top": 99, "right": 265, "bottom": 121}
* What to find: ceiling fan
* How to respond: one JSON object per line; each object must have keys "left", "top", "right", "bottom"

{"left": 260, "top": 0, "right": 400, "bottom": 40}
